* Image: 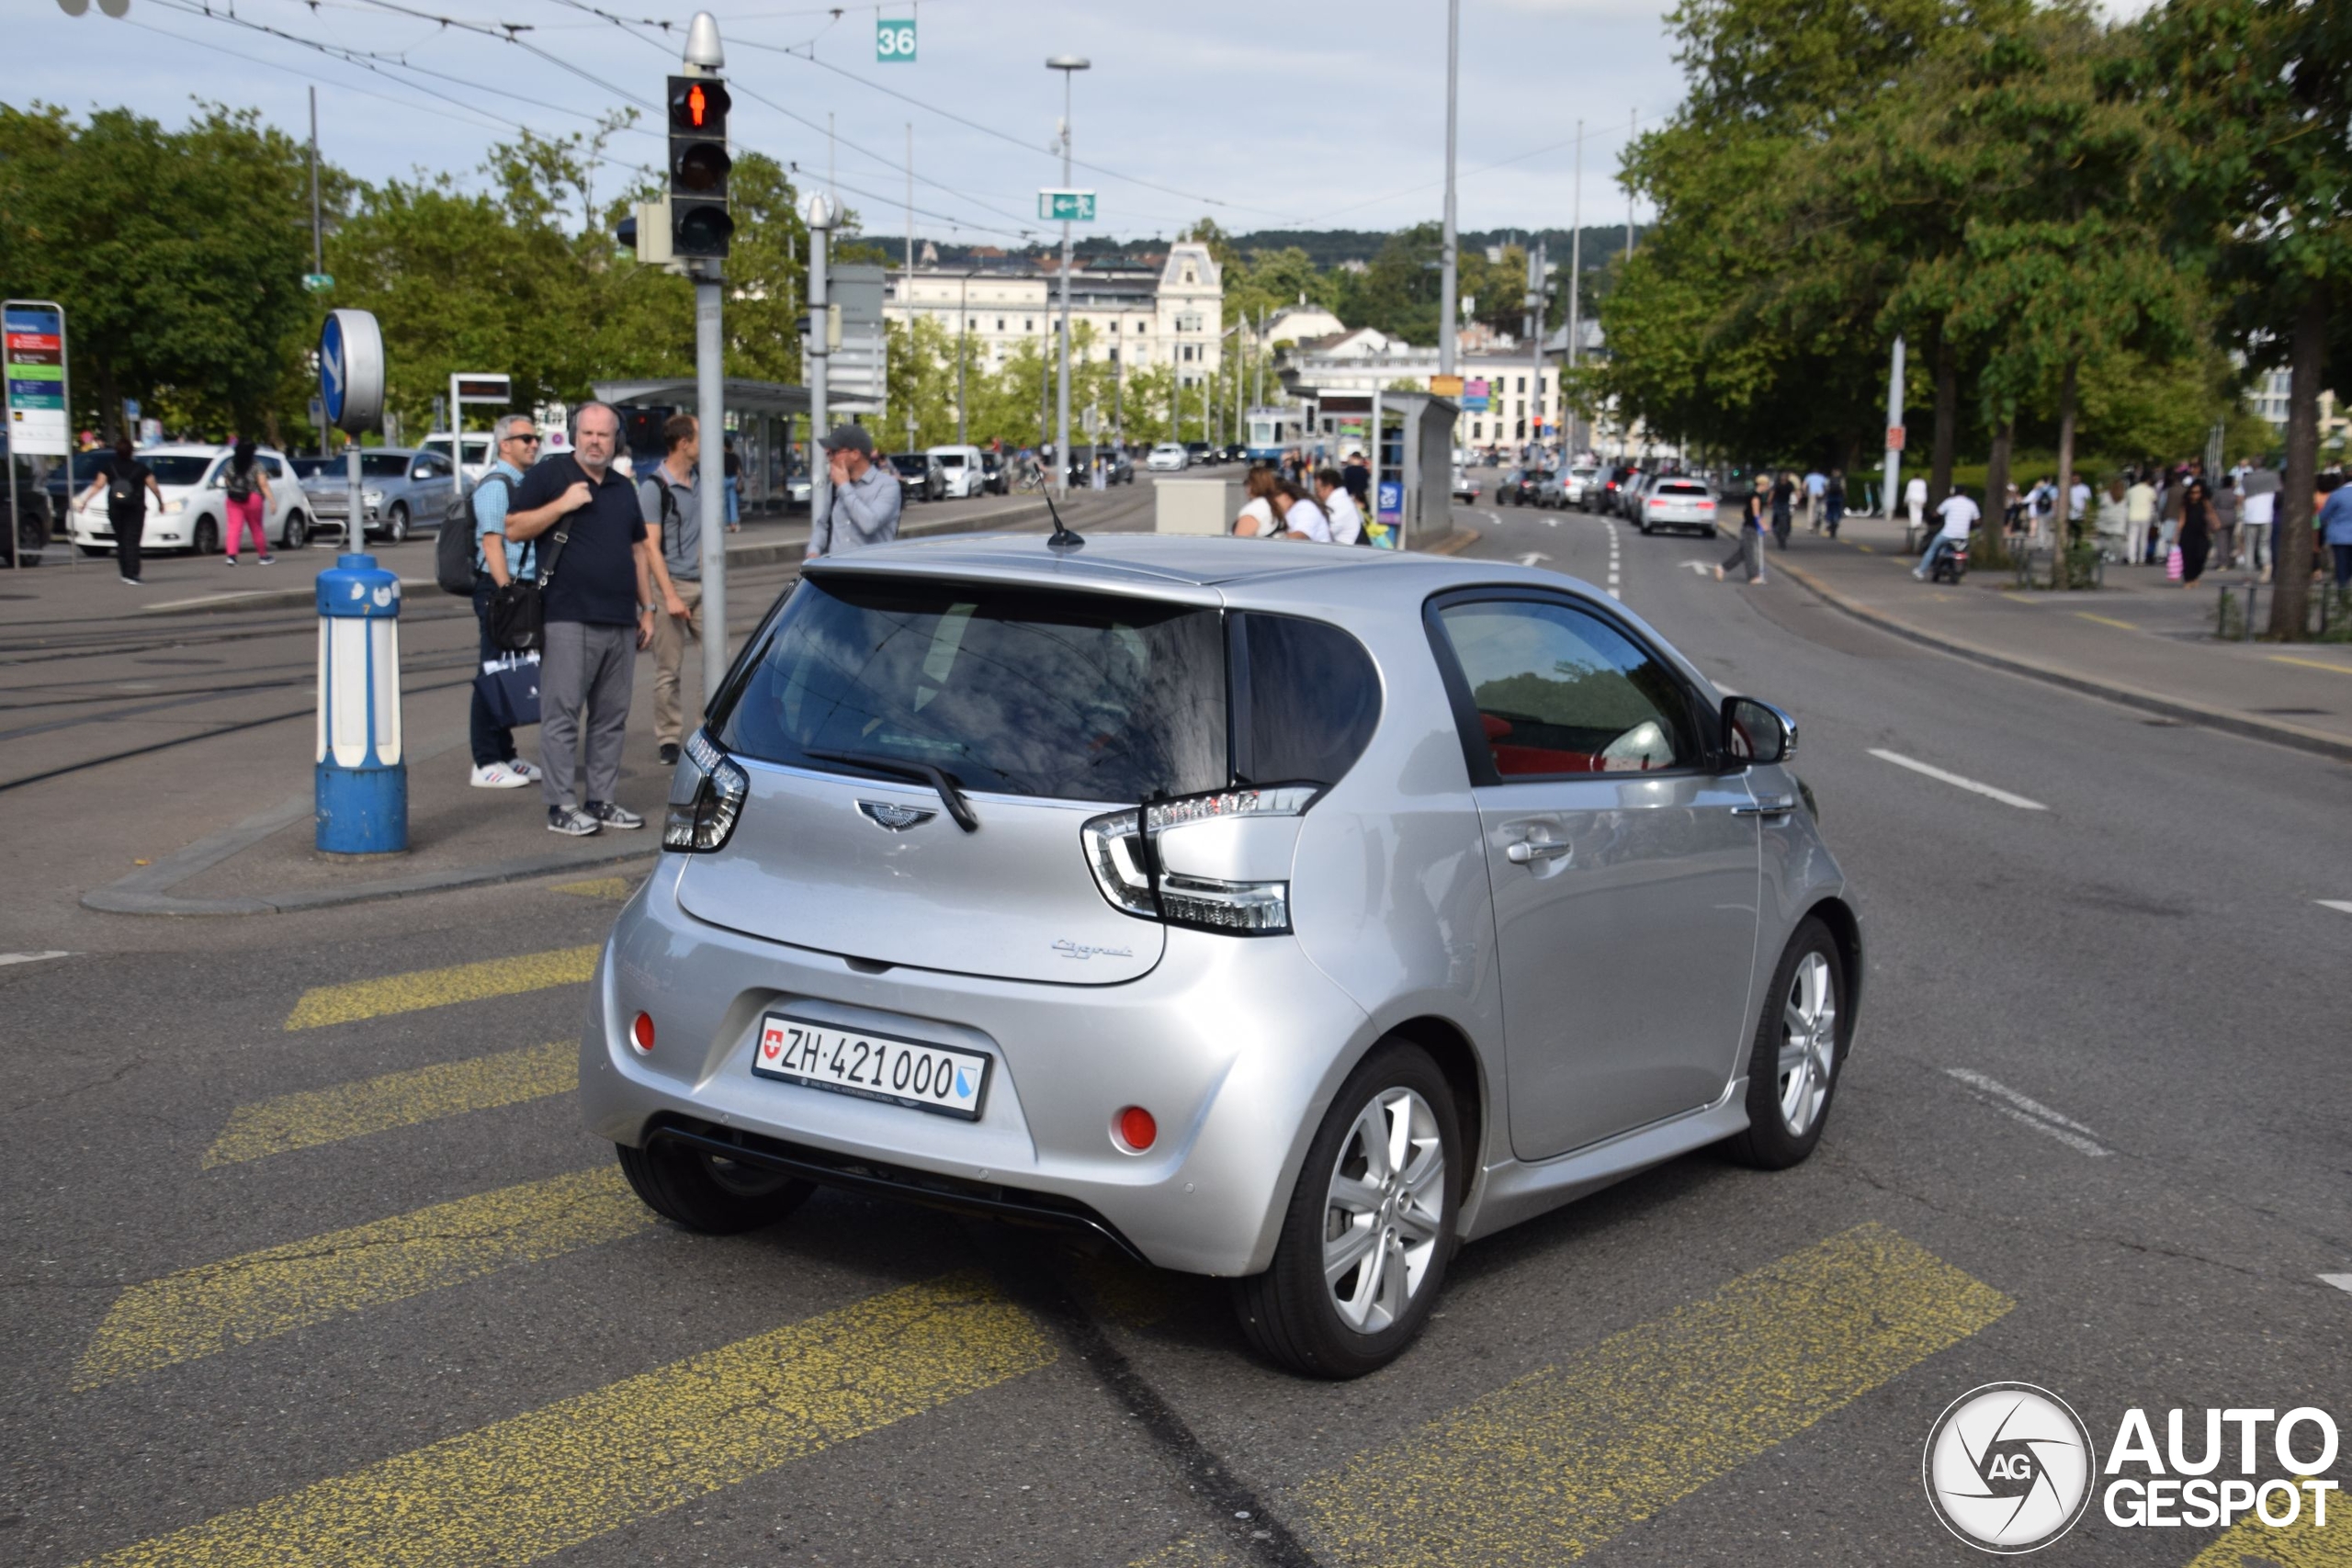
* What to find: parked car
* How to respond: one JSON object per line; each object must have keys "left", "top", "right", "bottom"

{"left": 419, "top": 430, "right": 495, "bottom": 485}
{"left": 888, "top": 453, "right": 946, "bottom": 503}
{"left": 42, "top": 450, "right": 111, "bottom": 527}
{"left": 786, "top": 472, "right": 812, "bottom": 511}
{"left": 1067, "top": 446, "right": 1133, "bottom": 487}
{"left": 1146, "top": 442, "right": 1189, "bottom": 473}
{"left": 1497, "top": 468, "right": 1541, "bottom": 506}
{"left": 296, "top": 447, "right": 457, "bottom": 544}
{"left": 1532, "top": 470, "right": 1566, "bottom": 510}
{"left": 592, "top": 535, "right": 1854, "bottom": 1379}
{"left": 1617, "top": 470, "right": 1654, "bottom": 521}
{"left": 1184, "top": 441, "right": 1214, "bottom": 467}
{"left": 979, "top": 451, "right": 1009, "bottom": 495}
{"left": 67, "top": 444, "right": 315, "bottom": 556}
{"left": 1586, "top": 463, "right": 1636, "bottom": 515}
{"left": 1451, "top": 466, "right": 1482, "bottom": 502}
{"left": 2, "top": 431, "right": 53, "bottom": 565}
{"left": 1637, "top": 478, "right": 1720, "bottom": 536}
{"left": 927, "top": 445, "right": 989, "bottom": 500}
{"left": 1563, "top": 466, "right": 1599, "bottom": 508}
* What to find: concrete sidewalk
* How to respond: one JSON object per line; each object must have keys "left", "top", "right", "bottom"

{"left": 1763, "top": 508, "right": 2352, "bottom": 761}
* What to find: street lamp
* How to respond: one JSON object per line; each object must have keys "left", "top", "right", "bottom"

{"left": 1046, "top": 55, "right": 1090, "bottom": 498}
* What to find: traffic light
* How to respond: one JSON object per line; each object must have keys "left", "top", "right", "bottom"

{"left": 667, "top": 73, "right": 733, "bottom": 259}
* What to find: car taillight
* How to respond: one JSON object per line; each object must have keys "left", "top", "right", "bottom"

{"left": 662, "top": 728, "right": 749, "bottom": 852}
{"left": 1650, "top": 497, "right": 1666, "bottom": 507}
{"left": 1080, "top": 784, "right": 1318, "bottom": 936}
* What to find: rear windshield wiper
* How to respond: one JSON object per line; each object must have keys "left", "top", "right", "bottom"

{"left": 807, "top": 748, "right": 980, "bottom": 833}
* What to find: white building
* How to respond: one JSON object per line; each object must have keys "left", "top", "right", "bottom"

{"left": 2250, "top": 368, "right": 2346, "bottom": 454}
{"left": 1254, "top": 302, "right": 1347, "bottom": 351}
{"left": 1281, "top": 333, "right": 1565, "bottom": 451}
{"left": 885, "top": 242, "right": 1225, "bottom": 392}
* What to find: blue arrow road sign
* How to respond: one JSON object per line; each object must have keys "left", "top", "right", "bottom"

{"left": 320, "top": 313, "right": 348, "bottom": 427}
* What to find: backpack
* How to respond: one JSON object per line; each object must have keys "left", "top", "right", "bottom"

{"left": 435, "top": 472, "right": 518, "bottom": 595}
{"left": 106, "top": 463, "right": 140, "bottom": 508}
{"left": 224, "top": 460, "right": 256, "bottom": 501}
{"left": 641, "top": 471, "right": 688, "bottom": 569}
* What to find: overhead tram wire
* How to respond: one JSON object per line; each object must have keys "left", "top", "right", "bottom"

{"left": 1304, "top": 107, "right": 1676, "bottom": 226}
{"left": 121, "top": 15, "right": 522, "bottom": 138}
{"left": 150, "top": 0, "right": 668, "bottom": 152}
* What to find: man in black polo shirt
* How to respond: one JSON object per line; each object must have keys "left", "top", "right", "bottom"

{"left": 503, "top": 400, "right": 655, "bottom": 836}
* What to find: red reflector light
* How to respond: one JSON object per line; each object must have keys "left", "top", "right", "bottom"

{"left": 1115, "top": 1106, "right": 1157, "bottom": 1152}
{"left": 631, "top": 1012, "right": 655, "bottom": 1052}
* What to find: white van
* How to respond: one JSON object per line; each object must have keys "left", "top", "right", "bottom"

{"left": 925, "top": 444, "right": 988, "bottom": 500}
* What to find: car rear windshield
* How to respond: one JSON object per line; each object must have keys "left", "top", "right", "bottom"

{"left": 716, "top": 577, "right": 1228, "bottom": 803}
{"left": 1658, "top": 481, "right": 1709, "bottom": 495}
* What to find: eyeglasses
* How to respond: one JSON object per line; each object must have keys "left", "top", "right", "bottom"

{"left": 504, "top": 434, "right": 541, "bottom": 446}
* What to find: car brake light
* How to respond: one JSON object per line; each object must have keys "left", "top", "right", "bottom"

{"left": 1080, "top": 784, "right": 1318, "bottom": 935}
{"left": 662, "top": 729, "right": 749, "bottom": 852}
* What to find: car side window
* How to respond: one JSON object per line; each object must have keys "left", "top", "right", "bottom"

{"left": 1435, "top": 598, "right": 1697, "bottom": 778}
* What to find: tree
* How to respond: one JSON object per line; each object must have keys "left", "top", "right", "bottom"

{"left": 0, "top": 102, "right": 326, "bottom": 440}
{"left": 2136, "top": 0, "right": 2352, "bottom": 637}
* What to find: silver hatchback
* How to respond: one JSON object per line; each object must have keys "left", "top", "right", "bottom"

{"left": 583, "top": 535, "right": 1861, "bottom": 1376}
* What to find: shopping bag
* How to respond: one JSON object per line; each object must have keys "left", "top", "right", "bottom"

{"left": 2165, "top": 545, "right": 2184, "bottom": 581}
{"left": 475, "top": 652, "right": 541, "bottom": 729}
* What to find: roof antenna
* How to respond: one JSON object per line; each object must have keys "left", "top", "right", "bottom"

{"left": 1031, "top": 467, "right": 1085, "bottom": 550}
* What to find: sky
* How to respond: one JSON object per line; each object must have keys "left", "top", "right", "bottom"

{"left": 12, "top": 0, "right": 1690, "bottom": 249}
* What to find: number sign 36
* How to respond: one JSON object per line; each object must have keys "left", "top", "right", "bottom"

{"left": 876, "top": 18, "right": 916, "bottom": 61}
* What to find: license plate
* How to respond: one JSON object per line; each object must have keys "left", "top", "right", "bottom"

{"left": 751, "top": 1015, "right": 989, "bottom": 1120}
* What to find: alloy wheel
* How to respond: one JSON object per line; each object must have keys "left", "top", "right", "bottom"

{"left": 1776, "top": 950, "right": 1838, "bottom": 1135}
{"left": 1322, "top": 1086, "right": 1446, "bottom": 1334}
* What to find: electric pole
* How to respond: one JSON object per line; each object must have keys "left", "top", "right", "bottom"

{"left": 1438, "top": 0, "right": 1461, "bottom": 378}
{"left": 805, "top": 191, "right": 834, "bottom": 541}
{"left": 1047, "top": 56, "right": 1090, "bottom": 497}
{"left": 672, "top": 12, "right": 733, "bottom": 705}
{"left": 1567, "top": 119, "right": 1583, "bottom": 458}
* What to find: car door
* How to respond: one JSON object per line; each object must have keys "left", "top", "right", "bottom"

{"left": 1428, "top": 590, "right": 1763, "bottom": 1162}
{"left": 257, "top": 455, "right": 291, "bottom": 536}
{"left": 415, "top": 452, "right": 454, "bottom": 528}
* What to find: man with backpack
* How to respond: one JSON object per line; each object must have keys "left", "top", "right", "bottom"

{"left": 636, "top": 413, "right": 703, "bottom": 768}
{"left": 461, "top": 413, "right": 544, "bottom": 789}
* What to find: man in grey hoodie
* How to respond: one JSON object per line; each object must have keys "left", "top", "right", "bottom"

{"left": 808, "top": 424, "right": 901, "bottom": 558}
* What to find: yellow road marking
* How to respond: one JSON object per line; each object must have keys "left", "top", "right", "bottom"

{"left": 77, "top": 1273, "right": 1056, "bottom": 1568}
{"left": 1856, "top": 544, "right": 1874, "bottom": 553}
{"left": 2182, "top": 1506, "right": 2352, "bottom": 1567}
{"left": 2076, "top": 612, "right": 2139, "bottom": 630}
{"left": 282, "top": 943, "right": 598, "bottom": 1031}
{"left": 548, "top": 875, "right": 634, "bottom": 899}
{"left": 1294, "top": 1224, "right": 2012, "bottom": 1568}
{"left": 2270, "top": 655, "right": 2352, "bottom": 677}
{"left": 203, "top": 1042, "right": 576, "bottom": 1168}
{"left": 75, "top": 1167, "right": 648, "bottom": 1389}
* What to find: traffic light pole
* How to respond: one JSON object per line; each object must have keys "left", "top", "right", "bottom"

{"left": 806, "top": 203, "right": 831, "bottom": 540}
{"left": 695, "top": 268, "right": 727, "bottom": 704}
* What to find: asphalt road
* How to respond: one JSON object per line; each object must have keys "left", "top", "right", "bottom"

{"left": 3, "top": 482, "right": 2346, "bottom": 1568}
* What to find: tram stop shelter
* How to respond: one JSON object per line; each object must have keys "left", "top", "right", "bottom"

{"left": 1311, "top": 390, "right": 1457, "bottom": 548}
{"left": 594, "top": 378, "right": 880, "bottom": 519}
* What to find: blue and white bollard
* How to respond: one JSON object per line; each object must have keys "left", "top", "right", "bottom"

{"left": 315, "top": 552, "right": 407, "bottom": 853}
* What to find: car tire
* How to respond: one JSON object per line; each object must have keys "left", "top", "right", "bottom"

{"left": 79, "top": 543, "right": 108, "bottom": 558}
{"left": 283, "top": 513, "right": 309, "bottom": 551}
{"left": 384, "top": 502, "right": 409, "bottom": 545}
{"left": 1638, "top": 519, "right": 1653, "bottom": 536}
{"left": 193, "top": 516, "right": 220, "bottom": 555}
{"left": 1724, "top": 916, "right": 1849, "bottom": 1171}
{"left": 615, "top": 1139, "right": 814, "bottom": 1234}
{"left": 1233, "top": 1039, "right": 1460, "bottom": 1378}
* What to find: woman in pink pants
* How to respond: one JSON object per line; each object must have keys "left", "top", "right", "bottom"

{"left": 221, "top": 438, "right": 274, "bottom": 565}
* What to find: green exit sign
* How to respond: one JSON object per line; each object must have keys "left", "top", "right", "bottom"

{"left": 1037, "top": 189, "right": 1096, "bottom": 222}
{"left": 876, "top": 17, "right": 915, "bottom": 61}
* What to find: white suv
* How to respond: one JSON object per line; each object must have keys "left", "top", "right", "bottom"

{"left": 67, "top": 445, "right": 314, "bottom": 557}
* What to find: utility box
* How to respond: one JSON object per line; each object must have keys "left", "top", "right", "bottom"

{"left": 1155, "top": 479, "right": 1229, "bottom": 536}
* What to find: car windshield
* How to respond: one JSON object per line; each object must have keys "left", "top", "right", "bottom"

{"left": 934, "top": 454, "right": 966, "bottom": 468}
{"left": 358, "top": 453, "right": 412, "bottom": 478}
{"left": 716, "top": 577, "right": 1227, "bottom": 803}
{"left": 290, "top": 457, "right": 334, "bottom": 478}
{"left": 888, "top": 455, "right": 929, "bottom": 476}
{"left": 141, "top": 456, "right": 216, "bottom": 485}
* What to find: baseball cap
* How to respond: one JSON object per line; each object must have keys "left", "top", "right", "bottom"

{"left": 819, "top": 424, "right": 875, "bottom": 457}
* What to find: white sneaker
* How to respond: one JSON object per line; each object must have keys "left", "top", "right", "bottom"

{"left": 470, "top": 761, "right": 531, "bottom": 789}
{"left": 503, "top": 756, "right": 541, "bottom": 782}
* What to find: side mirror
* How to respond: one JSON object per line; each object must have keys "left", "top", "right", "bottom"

{"left": 1721, "top": 695, "right": 1796, "bottom": 767}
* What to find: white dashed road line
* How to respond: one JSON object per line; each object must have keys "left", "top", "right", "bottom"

{"left": 2317, "top": 900, "right": 2352, "bottom": 917}
{"left": 0, "top": 952, "right": 74, "bottom": 968}
{"left": 1945, "top": 1068, "right": 2111, "bottom": 1157}
{"left": 1867, "top": 749, "right": 2048, "bottom": 811}
{"left": 2321, "top": 1275, "right": 2352, "bottom": 1296}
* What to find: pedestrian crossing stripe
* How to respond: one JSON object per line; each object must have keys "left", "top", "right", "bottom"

{"left": 1128, "top": 1223, "right": 2012, "bottom": 1568}
{"left": 74, "top": 1166, "right": 650, "bottom": 1389}
{"left": 2182, "top": 1506, "right": 2352, "bottom": 1567}
{"left": 74, "top": 1273, "right": 1056, "bottom": 1568}
{"left": 548, "top": 875, "right": 635, "bottom": 899}
{"left": 281, "top": 943, "right": 599, "bottom": 1031}
{"left": 204, "top": 1041, "right": 577, "bottom": 1167}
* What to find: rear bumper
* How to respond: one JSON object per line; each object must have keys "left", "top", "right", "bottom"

{"left": 582, "top": 861, "right": 1378, "bottom": 1276}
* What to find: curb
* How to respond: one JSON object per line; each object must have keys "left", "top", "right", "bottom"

{"left": 1759, "top": 536, "right": 2352, "bottom": 764}
{"left": 132, "top": 500, "right": 1057, "bottom": 617}
{"left": 1423, "top": 527, "right": 1482, "bottom": 557}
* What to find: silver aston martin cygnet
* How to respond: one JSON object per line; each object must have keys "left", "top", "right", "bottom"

{"left": 582, "top": 533, "right": 1861, "bottom": 1377}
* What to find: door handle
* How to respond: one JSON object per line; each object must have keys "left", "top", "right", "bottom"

{"left": 1732, "top": 795, "right": 1797, "bottom": 817}
{"left": 1506, "top": 838, "right": 1573, "bottom": 864}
